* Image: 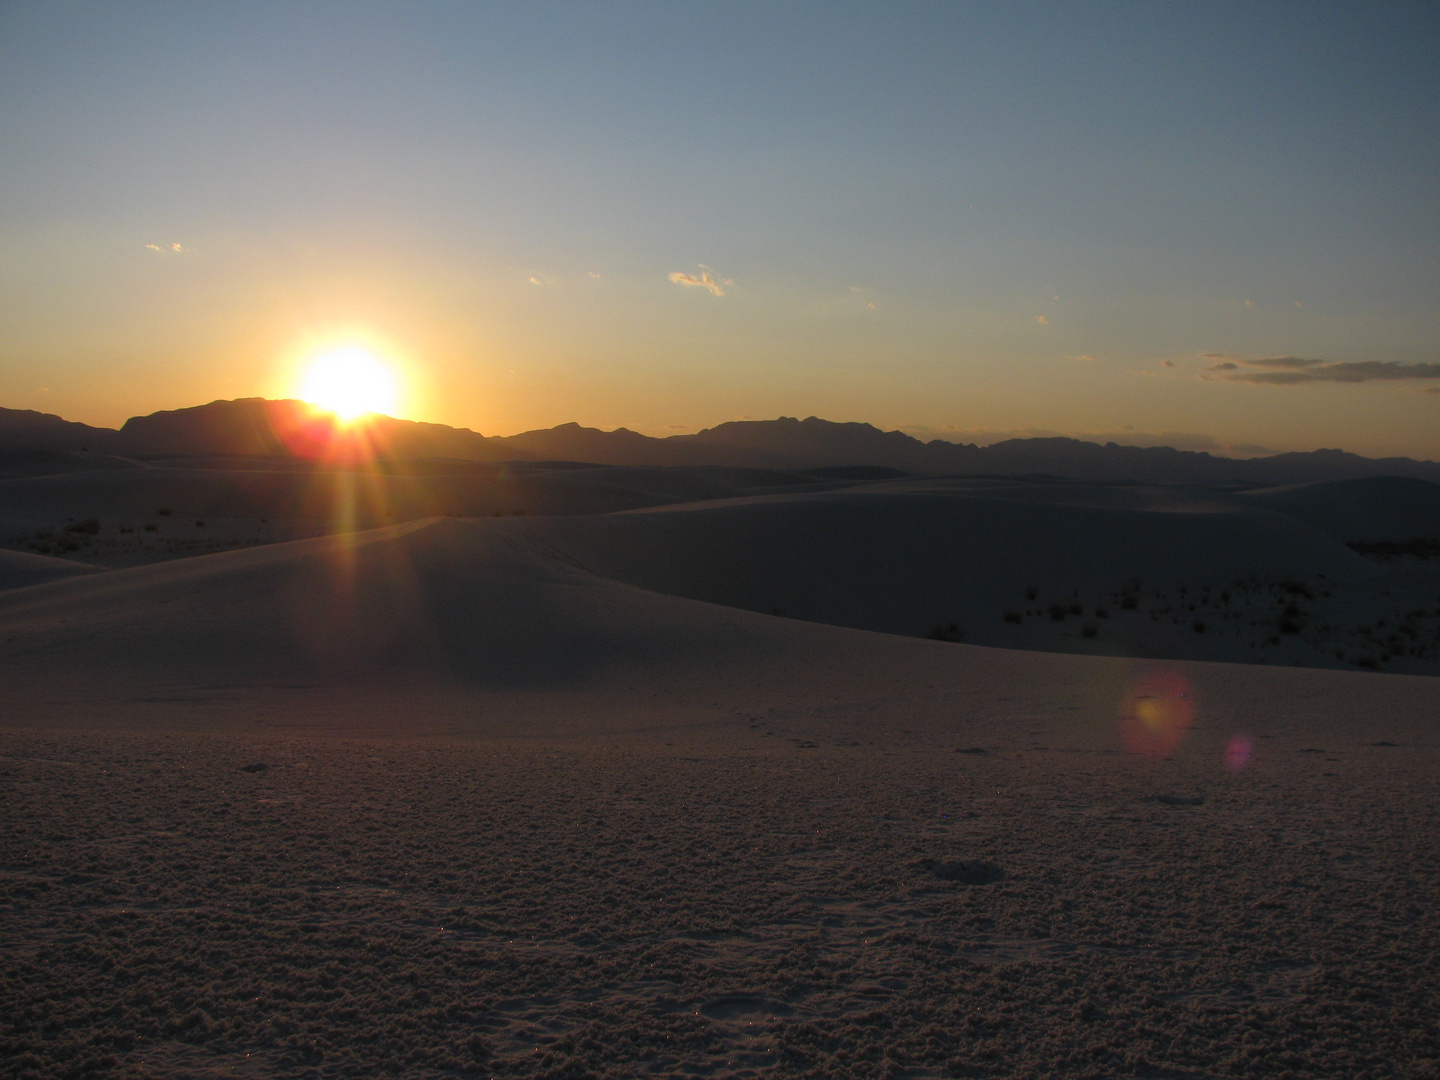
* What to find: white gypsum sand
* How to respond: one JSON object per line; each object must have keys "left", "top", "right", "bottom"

{"left": 0, "top": 511, "right": 1437, "bottom": 1077}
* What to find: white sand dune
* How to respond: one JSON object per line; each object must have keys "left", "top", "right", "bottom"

{"left": 0, "top": 461, "right": 800, "bottom": 534}
{"left": 1239, "top": 475, "right": 1440, "bottom": 542}
{"left": 2, "top": 492, "right": 1439, "bottom": 1077}
{"left": 517, "top": 487, "right": 1379, "bottom": 632}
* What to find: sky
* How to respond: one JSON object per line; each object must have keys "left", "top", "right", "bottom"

{"left": 1, "top": 1, "right": 1438, "bottom": 458}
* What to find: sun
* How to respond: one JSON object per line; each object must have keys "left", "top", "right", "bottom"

{"left": 298, "top": 347, "right": 398, "bottom": 421}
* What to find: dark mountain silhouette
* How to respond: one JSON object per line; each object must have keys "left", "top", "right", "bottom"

{"left": 113, "top": 398, "right": 513, "bottom": 462}
{"left": 0, "top": 407, "right": 117, "bottom": 452}
{"left": 5, "top": 399, "right": 1440, "bottom": 486}
{"left": 491, "top": 416, "right": 1440, "bottom": 486}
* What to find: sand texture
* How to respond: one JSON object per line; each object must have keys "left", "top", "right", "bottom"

{"left": 2, "top": 471, "right": 1439, "bottom": 1077}
{"left": 4, "top": 723, "right": 1438, "bottom": 1079}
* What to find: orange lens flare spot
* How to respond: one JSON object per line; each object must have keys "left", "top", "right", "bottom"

{"left": 1118, "top": 670, "right": 1196, "bottom": 756}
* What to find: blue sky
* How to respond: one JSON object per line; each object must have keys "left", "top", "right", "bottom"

{"left": 2, "top": 2, "right": 1437, "bottom": 456}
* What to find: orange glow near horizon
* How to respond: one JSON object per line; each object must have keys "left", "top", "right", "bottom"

{"left": 298, "top": 347, "right": 399, "bottom": 422}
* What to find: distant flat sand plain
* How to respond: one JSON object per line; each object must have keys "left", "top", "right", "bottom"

{"left": 3, "top": 466, "right": 1439, "bottom": 1078}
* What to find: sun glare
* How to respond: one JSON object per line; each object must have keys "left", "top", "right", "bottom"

{"left": 299, "top": 347, "right": 398, "bottom": 421}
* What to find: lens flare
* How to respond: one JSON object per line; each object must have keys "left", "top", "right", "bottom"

{"left": 1224, "top": 734, "right": 1253, "bottom": 772}
{"left": 1117, "top": 669, "right": 1196, "bottom": 756}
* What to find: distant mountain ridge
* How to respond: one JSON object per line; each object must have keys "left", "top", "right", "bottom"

{"left": 4, "top": 399, "right": 1440, "bottom": 487}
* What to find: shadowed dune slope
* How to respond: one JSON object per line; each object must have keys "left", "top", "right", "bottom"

{"left": 1238, "top": 475, "right": 1440, "bottom": 543}
{"left": 0, "top": 463, "right": 783, "bottom": 532}
{"left": 515, "top": 490, "right": 1381, "bottom": 639}
{"left": 0, "top": 549, "right": 102, "bottom": 590}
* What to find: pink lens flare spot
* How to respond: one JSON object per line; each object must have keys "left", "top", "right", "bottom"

{"left": 1224, "top": 734, "right": 1253, "bottom": 772}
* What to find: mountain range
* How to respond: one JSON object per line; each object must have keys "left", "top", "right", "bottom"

{"left": 4, "top": 396, "right": 1440, "bottom": 487}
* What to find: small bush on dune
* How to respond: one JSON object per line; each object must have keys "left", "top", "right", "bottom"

{"left": 65, "top": 518, "right": 100, "bottom": 535}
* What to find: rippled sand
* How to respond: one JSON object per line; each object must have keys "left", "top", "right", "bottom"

{"left": 4, "top": 713, "right": 1437, "bottom": 1079}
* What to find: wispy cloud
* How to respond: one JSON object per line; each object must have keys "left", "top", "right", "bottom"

{"left": 668, "top": 265, "right": 731, "bottom": 297}
{"left": 145, "top": 242, "right": 183, "bottom": 253}
{"left": 1035, "top": 315, "right": 1049, "bottom": 325}
{"left": 1203, "top": 355, "right": 1440, "bottom": 385}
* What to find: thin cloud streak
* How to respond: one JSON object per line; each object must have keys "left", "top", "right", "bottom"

{"left": 1203, "top": 355, "right": 1440, "bottom": 385}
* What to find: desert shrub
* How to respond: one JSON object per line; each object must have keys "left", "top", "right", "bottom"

{"left": 65, "top": 518, "right": 100, "bottom": 535}
{"left": 1025, "top": 585, "right": 1038, "bottom": 601}
{"left": 144, "top": 523, "right": 157, "bottom": 532}
{"left": 1002, "top": 610, "right": 1022, "bottom": 624}
{"left": 1094, "top": 606, "right": 1109, "bottom": 619}
{"left": 1048, "top": 604, "right": 1068, "bottom": 621}
{"left": 1067, "top": 602, "right": 1082, "bottom": 616}
{"left": 1080, "top": 623, "right": 1098, "bottom": 638}
{"left": 1278, "top": 577, "right": 1315, "bottom": 598}
{"left": 1192, "top": 620, "right": 1207, "bottom": 633}
{"left": 927, "top": 622, "right": 964, "bottom": 642}
{"left": 1347, "top": 537, "right": 1440, "bottom": 560}
{"left": 1119, "top": 594, "right": 1138, "bottom": 610}
{"left": 195, "top": 520, "right": 205, "bottom": 528}
{"left": 157, "top": 507, "right": 171, "bottom": 516}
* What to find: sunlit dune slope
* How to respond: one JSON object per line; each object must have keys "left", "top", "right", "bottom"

{"left": 0, "top": 516, "right": 996, "bottom": 732}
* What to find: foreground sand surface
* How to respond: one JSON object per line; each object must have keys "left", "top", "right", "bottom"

{"left": 2, "top": 511, "right": 1438, "bottom": 1077}
{"left": 4, "top": 717, "right": 1438, "bottom": 1080}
